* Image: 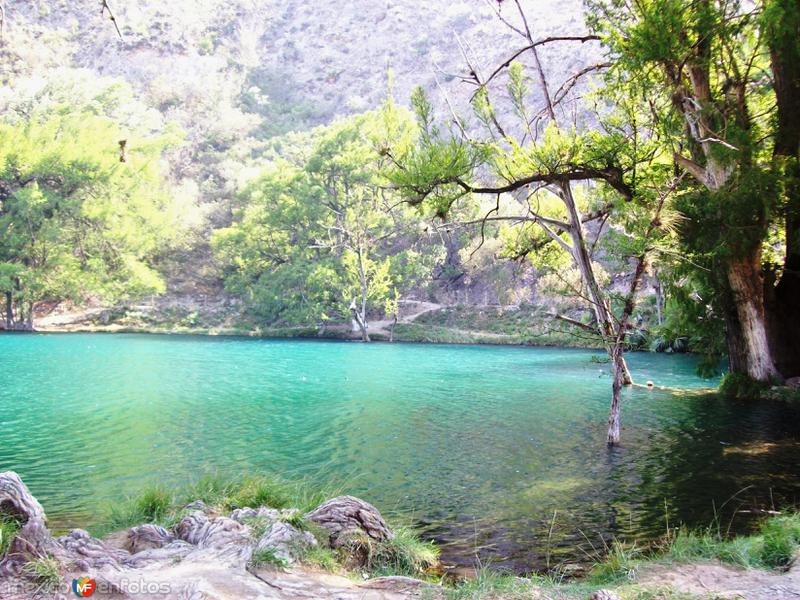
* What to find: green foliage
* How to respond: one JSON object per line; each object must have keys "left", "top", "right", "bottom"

{"left": 214, "top": 108, "right": 436, "bottom": 327}
{"left": 0, "top": 515, "right": 20, "bottom": 556}
{"left": 760, "top": 513, "right": 800, "bottom": 567}
{"left": 178, "top": 473, "right": 337, "bottom": 514}
{"left": 249, "top": 547, "right": 289, "bottom": 569}
{"left": 98, "top": 486, "right": 174, "bottom": 534}
{"left": 367, "top": 527, "right": 439, "bottom": 576}
{"left": 664, "top": 512, "right": 800, "bottom": 569}
{"left": 21, "top": 555, "right": 62, "bottom": 593}
{"left": 0, "top": 74, "right": 186, "bottom": 322}
{"left": 718, "top": 372, "right": 771, "bottom": 400}
{"left": 588, "top": 541, "right": 641, "bottom": 584}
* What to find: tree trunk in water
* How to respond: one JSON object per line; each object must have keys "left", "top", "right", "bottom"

{"left": 388, "top": 314, "right": 397, "bottom": 343}
{"left": 607, "top": 347, "right": 624, "bottom": 445}
{"left": 726, "top": 254, "right": 780, "bottom": 381}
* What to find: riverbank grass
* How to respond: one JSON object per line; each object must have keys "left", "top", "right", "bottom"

{"left": 664, "top": 512, "right": 800, "bottom": 569}
{"left": 441, "top": 511, "right": 800, "bottom": 600}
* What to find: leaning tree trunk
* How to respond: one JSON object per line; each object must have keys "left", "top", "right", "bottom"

{"left": 562, "top": 183, "right": 634, "bottom": 385}
{"left": 726, "top": 253, "right": 780, "bottom": 381}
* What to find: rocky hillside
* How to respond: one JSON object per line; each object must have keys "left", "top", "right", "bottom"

{"left": 3, "top": 0, "right": 590, "bottom": 135}
{"left": 2, "top": 0, "right": 607, "bottom": 330}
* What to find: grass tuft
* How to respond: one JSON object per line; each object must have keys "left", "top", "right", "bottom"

{"left": 249, "top": 547, "right": 289, "bottom": 569}
{"left": 364, "top": 527, "right": 440, "bottom": 576}
{"left": 178, "top": 473, "right": 338, "bottom": 514}
{"left": 0, "top": 516, "right": 20, "bottom": 556}
{"left": 588, "top": 541, "right": 641, "bottom": 584}
{"left": 759, "top": 513, "right": 800, "bottom": 567}
{"left": 662, "top": 512, "right": 800, "bottom": 570}
{"left": 21, "top": 555, "right": 62, "bottom": 593}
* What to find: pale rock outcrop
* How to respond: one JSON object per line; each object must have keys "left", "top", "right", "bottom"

{"left": 307, "top": 495, "right": 393, "bottom": 547}
{"left": 254, "top": 521, "right": 317, "bottom": 564}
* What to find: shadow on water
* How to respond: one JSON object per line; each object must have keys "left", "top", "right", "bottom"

{"left": 422, "top": 392, "right": 800, "bottom": 573}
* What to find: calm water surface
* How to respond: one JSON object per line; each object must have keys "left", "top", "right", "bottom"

{"left": 1, "top": 333, "right": 798, "bottom": 571}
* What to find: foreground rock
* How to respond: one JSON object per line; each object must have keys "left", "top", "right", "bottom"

{"left": 307, "top": 495, "right": 393, "bottom": 547}
{"left": 0, "top": 472, "right": 437, "bottom": 599}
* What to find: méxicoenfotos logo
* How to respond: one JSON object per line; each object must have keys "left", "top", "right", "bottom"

{"left": 72, "top": 576, "right": 96, "bottom": 597}
{"left": 1, "top": 576, "right": 172, "bottom": 597}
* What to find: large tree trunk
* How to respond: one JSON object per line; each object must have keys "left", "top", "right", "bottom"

{"left": 766, "top": 0, "right": 800, "bottom": 377}
{"left": 726, "top": 253, "right": 780, "bottom": 381}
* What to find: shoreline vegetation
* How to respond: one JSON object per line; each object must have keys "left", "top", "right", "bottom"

{"left": 1, "top": 472, "right": 798, "bottom": 599}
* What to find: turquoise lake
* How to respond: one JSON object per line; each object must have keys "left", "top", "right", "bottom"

{"left": 1, "top": 333, "right": 798, "bottom": 571}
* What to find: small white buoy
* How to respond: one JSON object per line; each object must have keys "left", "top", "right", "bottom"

{"left": 646, "top": 380, "right": 655, "bottom": 388}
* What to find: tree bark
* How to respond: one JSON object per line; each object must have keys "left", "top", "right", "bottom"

{"left": 4, "top": 291, "right": 11, "bottom": 330}
{"left": 766, "top": 0, "right": 800, "bottom": 377}
{"left": 607, "top": 347, "right": 624, "bottom": 445}
{"left": 726, "top": 253, "right": 780, "bottom": 381}
{"left": 561, "top": 182, "right": 633, "bottom": 385}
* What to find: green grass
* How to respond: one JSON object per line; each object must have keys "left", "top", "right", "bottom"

{"left": 0, "top": 516, "right": 20, "bottom": 556}
{"left": 91, "top": 473, "right": 439, "bottom": 578}
{"left": 441, "top": 568, "right": 721, "bottom": 600}
{"left": 300, "top": 544, "right": 341, "bottom": 571}
{"left": 249, "top": 547, "right": 289, "bottom": 569}
{"left": 95, "top": 486, "right": 174, "bottom": 536}
{"left": 438, "top": 512, "right": 800, "bottom": 600}
{"left": 365, "top": 526, "right": 440, "bottom": 576}
{"left": 587, "top": 541, "right": 642, "bottom": 585}
{"left": 93, "top": 472, "right": 343, "bottom": 537}
{"left": 663, "top": 512, "right": 800, "bottom": 569}
{"left": 178, "top": 473, "right": 339, "bottom": 513}
{"left": 21, "top": 555, "right": 62, "bottom": 594}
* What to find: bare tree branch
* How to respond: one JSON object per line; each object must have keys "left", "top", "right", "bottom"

{"left": 101, "top": 0, "right": 122, "bottom": 39}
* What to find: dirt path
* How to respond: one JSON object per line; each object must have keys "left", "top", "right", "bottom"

{"left": 368, "top": 300, "right": 445, "bottom": 335}
{"left": 637, "top": 560, "right": 800, "bottom": 599}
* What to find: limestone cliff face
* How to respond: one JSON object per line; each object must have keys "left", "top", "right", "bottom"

{"left": 3, "top": 0, "right": 591, "bottom": 139}
{"left": 2, "top": 0, "right": 597, "bottom": 315}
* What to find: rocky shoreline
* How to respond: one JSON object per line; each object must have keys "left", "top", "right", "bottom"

{"left": 0, "top": 472, "right": 440, "bottom": 599}
{"left": 1, "top": 472, "right": 799, "bottom": 600}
